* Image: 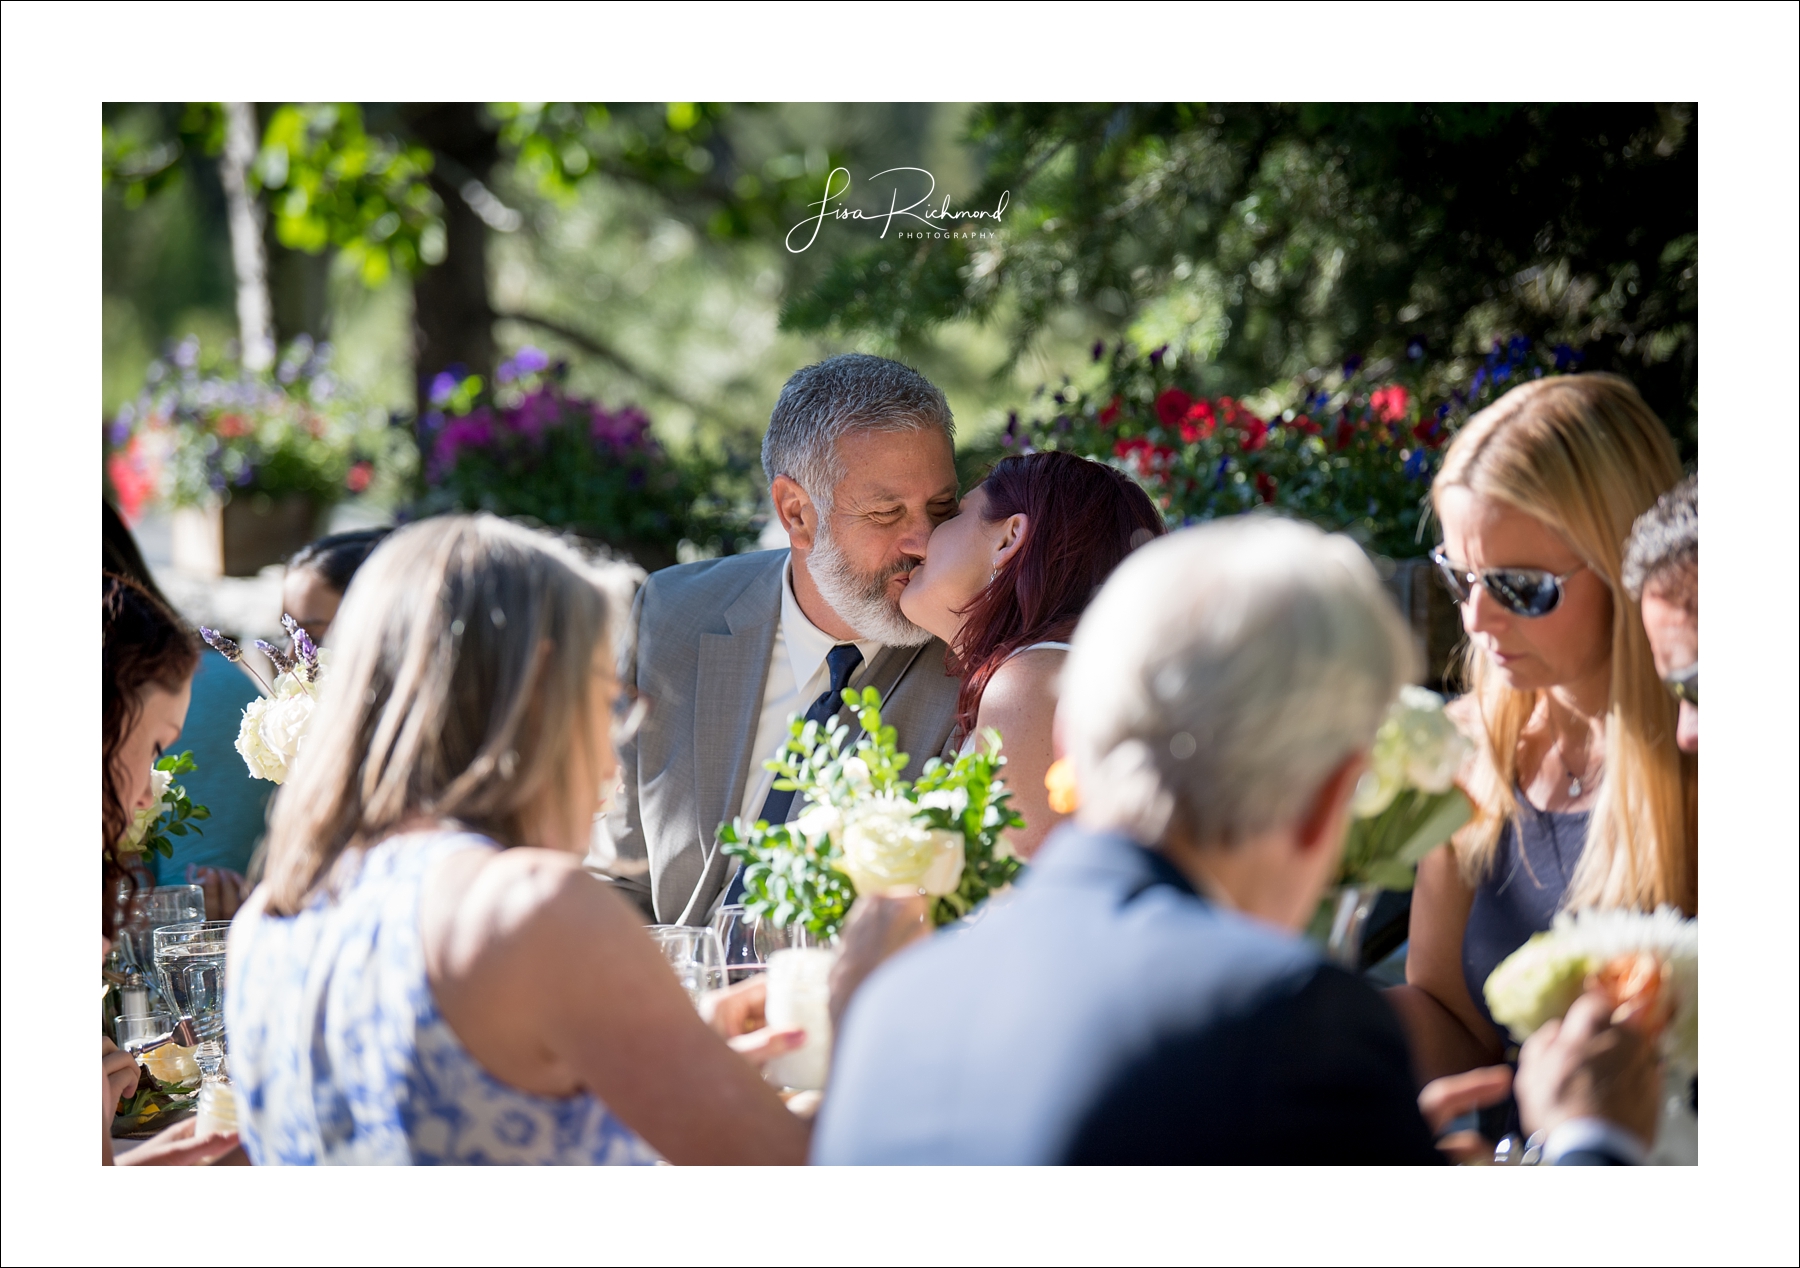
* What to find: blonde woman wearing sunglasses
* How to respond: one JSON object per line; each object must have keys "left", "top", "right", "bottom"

{"left": 1388, "top": 374, "right": 1696, "bottom": 1084}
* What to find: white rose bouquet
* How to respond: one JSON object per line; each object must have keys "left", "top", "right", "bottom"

{"left": 1335, "top": 685, "right": 1475, "bottom": 891}
{"left": 719, "top": 687, "right": 1026, "bottom": 941}
{"left": 116, "top": 750, "right": 209, "bottom": 859}
{"left": 1485, "top": 906, "right": 1698, "bottom": 1072}
{"left": 201, "top": 615, "right": 329, "bottom": 785}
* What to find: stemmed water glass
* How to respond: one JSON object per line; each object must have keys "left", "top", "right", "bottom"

{"left": 153, "top": 920, "right": 237, "bottom": 1134}
{"left": 711, "top": 905, "right": 767, "bottom": 986}
{"left": 646, "top": 925, "right": 728, "bottom": 1006}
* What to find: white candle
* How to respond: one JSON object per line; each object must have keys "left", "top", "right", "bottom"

{"left": 763, "top": 948, "right": 836, "bottom": 1092}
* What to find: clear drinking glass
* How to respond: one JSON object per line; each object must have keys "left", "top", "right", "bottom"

{"left": 646, "top": 925, "right": 728, "bottom": 1005}
{"left": 153, "top": 921, "right": 229, "bottom": 1049}
{"left": 120, "top": 884, "right": 206, "bottom": 967}
{"left": 711, "top": 905, "right": 767, "bottom": 986}
{"left": 114, "top": 1010, "right": 177, "bottom": 1055}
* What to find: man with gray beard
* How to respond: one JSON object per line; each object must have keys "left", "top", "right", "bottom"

{"left": 588, "top": 355, "right": 964, "bottom": 924}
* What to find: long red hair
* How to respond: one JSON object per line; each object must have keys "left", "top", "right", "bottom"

{"left": 952, "top": 451, "right": 1166, "bottom": 734}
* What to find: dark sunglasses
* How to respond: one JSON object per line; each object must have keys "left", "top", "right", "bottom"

{"left": 1663, "top": 663, "right": 1697, "bottom": 708}
{"left": 1430, "top": 547, "right": 1586, "bottom": 619}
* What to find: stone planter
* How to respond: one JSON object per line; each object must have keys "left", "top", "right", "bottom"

{"left": 171, "top": 495, "right": 324, "bottom": 577}
{"left": 1382, "top": 558, "right": 1466, "bottom": 692}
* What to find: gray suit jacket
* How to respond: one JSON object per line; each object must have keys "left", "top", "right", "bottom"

{"left": 596, "top": 549, "right": 961, "bottom": 924}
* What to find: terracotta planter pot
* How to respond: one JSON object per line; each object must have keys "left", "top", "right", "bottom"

{"left": 170, "top": 496, "right": 324, "bottom": 577}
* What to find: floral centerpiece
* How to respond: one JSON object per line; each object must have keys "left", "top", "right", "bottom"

{"left": 1313, "top": 686, "right": 1473, "bottom": 964}
{"left": 719, "top": 687, "right": 1026, "bottom": 941}
{"left": 1338, "top": 686, "right": 1474, "bottom": 891}
{"left": 105, "top": 335, "right": 415, "bottom": 522}
{"left": 1485, "top": 906, "right": 1698, "bottom": 1074}
{"left": 200, "top": 616, "right": 327, "bottom": 785}
{"left": 1008, "top": 336, "right": 1583, "bottom": 559}
{"left": 412, "top": 349, "right": 754, "bottom": 570}
{"left": 116, "top": 751, "right": 210, "bottom": 861}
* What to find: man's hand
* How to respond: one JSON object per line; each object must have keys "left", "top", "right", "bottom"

{"left": 1418, "top": 1064, "right": 1513, "bottom": 1163}
{"left": 1515, "top": 988, "right": 1660, "bottom": 1145}
{"left": 828, "top": 893, "right": 931, "bottom": 1031}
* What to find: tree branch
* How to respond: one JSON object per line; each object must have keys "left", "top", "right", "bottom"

{"left": 493, "top": 308, "right": 746, "bottom": 434}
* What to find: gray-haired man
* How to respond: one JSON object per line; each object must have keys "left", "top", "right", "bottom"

{"left": 592, "top": 354, "right": 964, "bottom": 924}
{"left": 1623, "top": 475, "right": 1697, "bottom": 753}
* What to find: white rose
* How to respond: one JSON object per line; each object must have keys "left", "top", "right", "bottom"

{"left": 119, "top": 767, "right": 174, "bottom": 852}
{"left": 1391, "top": 685, "right": 1471, "bottom": 793}
{"left": 239, "top": 688, "right": 316, "bottom": 788}
{"left": 1353, "top": 686, "right": 1472, "bottom": 816}
{"left": 261, "top": 690, "right": 317, "bottom": 761}
{"left": 916, "top": 788, "right": 969, "bottom": 819}
{"left": 839, "top": 756, "right": 872, "bottom": 790}
{"left": 791, "top": 803, "right": 842, "bottom": 845}
{"left": 838, "top": 797, "right": 965, "bottom": 897}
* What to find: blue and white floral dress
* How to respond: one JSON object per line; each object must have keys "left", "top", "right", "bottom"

{"left": 227, "top": 830, "right": 659, "bottom": 1165}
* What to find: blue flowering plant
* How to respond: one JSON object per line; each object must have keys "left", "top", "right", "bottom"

{"left": 412, "top": 348, "right": 754, "bottom": 568}
{"left": 106, "top": 335, "right": 415, "bottom": 518}
{"left": 1011, "top": 336, "right": 1582, "bottom": 560}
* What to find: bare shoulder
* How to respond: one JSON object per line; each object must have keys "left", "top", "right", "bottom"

{"left": 981, "top": 647, "right": 1066, "bottom": 711}
{"left": 429, "top": 846, "right": 636, "bottom": 979}
{"left": 974, "top": 650, "right": 1064, "bottom": 741}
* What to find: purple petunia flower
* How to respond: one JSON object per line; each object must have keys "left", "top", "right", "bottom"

{"left": 514, "top": 346, "right": 549, "bottom": 374}
{"left": 429, "top": 372, "right": 460, "bottom": 407}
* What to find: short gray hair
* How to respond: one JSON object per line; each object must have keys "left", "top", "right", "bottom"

{"left": 1621, "top": 474, "right": 1696, "bottom": 605}
{"left": 761, "top": 354, "right": 955, "bottom": 513}
{"left": 1063, "top": 517, "right": 1417, "bottom": 847}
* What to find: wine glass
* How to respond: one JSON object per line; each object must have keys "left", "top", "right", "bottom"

{"left": 711, "top": 905, "right": 767, "bottom": 986}
{"left": 120, "top": 884, "right": 205, "bottom": 968}
{"left": 153, "top": 921, "right": 229, "bottom": 1057}
{"left": 645, "top": 925, "right": 728, "bottom": 1005}
{"left": 154, "top": 920, "right": 236, "bottom": 1132}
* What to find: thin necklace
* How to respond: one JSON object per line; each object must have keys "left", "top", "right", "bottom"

{"left": 1558, "top": 741, "right": 1602, "bottom": 799}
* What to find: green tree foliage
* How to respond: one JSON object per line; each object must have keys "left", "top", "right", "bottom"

{"left": 784, "top": 104, "right": 1698, "bottom": 449}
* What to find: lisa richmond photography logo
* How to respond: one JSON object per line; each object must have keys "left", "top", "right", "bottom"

{"left": 785, "top": 167, "right": 1010, "bottom": 253}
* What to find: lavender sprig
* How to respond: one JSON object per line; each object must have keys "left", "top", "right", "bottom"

{"left": 200, "top": 625, "right": 273, "bottom": 695}
{"left": 254, "top": 640, "right": 297, "bottom": 675}
{"left": 281, "top": 613, "right": 320, "bottom": 675}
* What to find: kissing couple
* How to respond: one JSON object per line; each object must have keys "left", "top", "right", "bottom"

{"left": 592, "top": 353, "right": 1164, "bottom": 924}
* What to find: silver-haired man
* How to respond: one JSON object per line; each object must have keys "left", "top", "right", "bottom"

{"left": 1623, "top": 475, "right": 1697, "bottom": 753}
{"left": 591, "top": 354, "right": 963, "bottom": 924}
{"left": 817, "top": 517, "right": 1658, "bottom": 1164}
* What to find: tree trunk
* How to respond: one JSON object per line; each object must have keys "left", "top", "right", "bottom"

{"left": 220, "top": 102, "right": 274, "bottom": 372}
{"left": 402, "top": 103, "right": 500, "bottom": 411}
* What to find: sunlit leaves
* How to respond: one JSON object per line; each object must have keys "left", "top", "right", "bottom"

{"left": 254, "top": 104, "right": 443, "bottom": 286}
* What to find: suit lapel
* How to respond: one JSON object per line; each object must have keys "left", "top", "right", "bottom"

{"left": 692, "top": 554, "right": 783, "bottom": 854}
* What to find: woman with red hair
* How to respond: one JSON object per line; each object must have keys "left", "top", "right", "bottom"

{"left": 899, "top": 451, "right": 1165, "bottom": 857}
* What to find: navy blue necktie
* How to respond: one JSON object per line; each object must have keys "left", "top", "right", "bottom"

{"left": 724, "top": 643, "right": 864, "bottom": 904}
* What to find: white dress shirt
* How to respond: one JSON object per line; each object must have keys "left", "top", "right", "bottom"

{"left": 737, "top": 560, "right": 881, "bottom": 822}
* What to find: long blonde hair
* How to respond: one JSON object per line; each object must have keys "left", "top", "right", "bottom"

{"left": 1434, "top": 374, "right": 1695, "bottom": 913}
{"left": 262, "top": 515, "right": 612, "bottom": 915}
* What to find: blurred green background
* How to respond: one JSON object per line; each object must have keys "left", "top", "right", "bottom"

{"left": 103, "top": 102, "right": 1697, "bottom": 533}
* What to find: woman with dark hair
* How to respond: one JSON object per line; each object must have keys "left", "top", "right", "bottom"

{"left": 279, "top": 527, "right": 391, "bottom": 647}
{"left": 102, "top": 573, "right": 240, "bottom": 1165}
{"left": 899, "top": 451, "right": 1166, "bottom": 857}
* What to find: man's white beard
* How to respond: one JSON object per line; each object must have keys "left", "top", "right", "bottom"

{"left": 806, "top": 519, "right": 933, "bottom": 647}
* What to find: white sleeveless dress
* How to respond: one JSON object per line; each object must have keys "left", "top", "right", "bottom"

{"left": 954, "top": 641, "right": 1072, "bottom": 758}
